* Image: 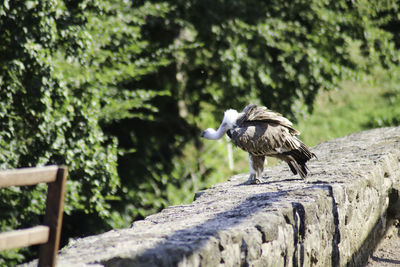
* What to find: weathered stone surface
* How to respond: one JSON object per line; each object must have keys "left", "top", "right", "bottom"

{"left": 366, "top": 218, "right": 400, "bottom": 266}
{"left": 23, "top": 127, "right": 400, "bottom": 267}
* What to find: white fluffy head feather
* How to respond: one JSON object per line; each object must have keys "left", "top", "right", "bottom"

{"left": 201, "top": 108, "right": 238, "bottom": 140}
{"left": 222, "top": 109, "right": 239, "bottom": 127}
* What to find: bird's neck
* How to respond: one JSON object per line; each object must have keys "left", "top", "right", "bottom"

{"left": 204, "top": 109, "right": 239, "bottom": 140}
{"left": 208, "top": 125, "right": 229, "bottom": 140}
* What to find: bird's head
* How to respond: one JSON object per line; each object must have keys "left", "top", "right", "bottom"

{"left": 201, "top": 128, "right": 217, "bottom": 139}
{"left": 201, "top": 109, "right": 239, "bottom": 140}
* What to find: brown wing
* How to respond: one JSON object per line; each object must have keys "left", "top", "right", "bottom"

{"left": 231, "top": 104, "right": 315, "bottom": 178}
{"left": 230, "top": 121, "right": 301, "bottom": 156}
{"left": 237, "top": 104, "right": 300, "bottom": 135}
{"left": 230, "top": 121, "right": 315, "bottom": 178}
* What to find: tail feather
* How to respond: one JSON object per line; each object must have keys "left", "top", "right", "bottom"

{"left": 280, "top": 143, "right": 315, "bottom": 178}
{"left": 287, "top": 157, "right": 308, "bottom": 178}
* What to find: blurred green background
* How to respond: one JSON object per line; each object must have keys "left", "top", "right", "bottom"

{"left": 1, "top": 0, "right": 399, "bottom": 264}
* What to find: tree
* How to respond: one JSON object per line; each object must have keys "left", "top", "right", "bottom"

{"left": 107, "top": 0, "right": 400, "bottom": 224}
{"left": 1, "top": 0, "right": 399, "bottom": 265}
{"left": 0, "top": 0, "right": 120, "bottom": 264}
{"left": 0, "top": 0, "right": 183, "bottom": 264}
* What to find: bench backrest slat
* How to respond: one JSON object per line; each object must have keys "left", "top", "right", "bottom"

{"left": 0, "top": 225, "right": 50, "bottom": 251}
{"left": 0, "top": 165, "right": 68, "bottom": 267}
{"left": 0, "top": 165, "right": 59, "bottom": 188}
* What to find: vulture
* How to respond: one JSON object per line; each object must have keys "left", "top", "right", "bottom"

{"left": 201, "top": 104, "right": 315, "bottom": 184}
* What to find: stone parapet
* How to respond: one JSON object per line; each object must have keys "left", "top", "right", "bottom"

{"left": 24, "top": 127, "right": 400, "bottom": 266}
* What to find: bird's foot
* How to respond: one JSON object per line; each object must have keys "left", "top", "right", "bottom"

{"left": 245, "top": 174, "right": 261, "bottom": 185}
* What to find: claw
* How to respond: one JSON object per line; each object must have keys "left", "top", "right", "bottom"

{"left": 245, "top": 174, "right": 261, "bottom": 184}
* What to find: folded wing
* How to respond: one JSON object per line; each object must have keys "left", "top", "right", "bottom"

{"left": 230, "top": 104, "right": 315, "bottom": 178}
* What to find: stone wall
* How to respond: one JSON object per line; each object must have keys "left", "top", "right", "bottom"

{"left": 24, "top": 127, "right": 400, "bottom": 266}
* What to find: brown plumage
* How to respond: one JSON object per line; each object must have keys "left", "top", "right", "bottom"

{"left": 201, "top": 104, "right": 316, "bottom": 184}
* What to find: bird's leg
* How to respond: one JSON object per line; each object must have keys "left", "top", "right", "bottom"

{"left": 246, "top": 154, "right": 264, "bottom": 184}
{"left": 246, "top": 155, "right": 257, "bottom": 184}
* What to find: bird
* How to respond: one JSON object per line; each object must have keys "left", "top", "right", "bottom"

{"left": 201, "top": 104, "right": 316, "bottom": 184}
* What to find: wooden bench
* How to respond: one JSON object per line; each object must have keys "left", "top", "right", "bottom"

{"left": 0, "top": 166, "right": 68, "bottom": 267}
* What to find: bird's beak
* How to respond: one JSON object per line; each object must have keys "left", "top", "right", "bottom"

{"left": 200, "top": 131, "right": 205, "bottom": 138}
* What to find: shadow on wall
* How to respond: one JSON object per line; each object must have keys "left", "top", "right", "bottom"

{"left": 370, "top": 256, "right": 400, "bottom": 265}
{"left": 101, "top": 181, "right": 343, "bottom": 267}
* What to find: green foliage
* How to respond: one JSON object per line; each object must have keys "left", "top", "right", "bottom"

{"left": 0, "top": 0, "right": 120, "bottom": 264}
{"left": 110, "top": 0, "right": 400, "bottom": 224}
{"left": 295, "top": 66, "right": 400, "bottom": 147}
{"left": 173, "top": 0, "right": 362, "bottom": 116}
{"left": 364, "top": 67, "right": 400, "bottom": 128}
{"left": 1, "top": 0, "right": 400, "bottom": 265}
